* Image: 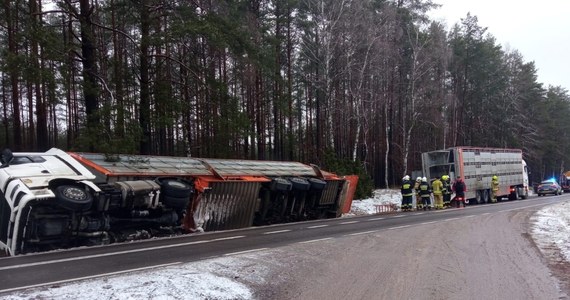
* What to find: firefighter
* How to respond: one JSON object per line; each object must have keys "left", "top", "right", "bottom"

{"left": 401, "top": 175, "right": 413, "bottom": 211}
{"left": 442, "top": 175, "right": 452, "bottom": 208}
{"left": 491, "top": 175, "right": 499, "bottom": 203}
{"left": 419, "top": 177, "right": 432, "bottom": 210}
{"left": 414, "top": 177, "right": 423, "bottom": 210}
{"left": 452, "top": 176, "right": 466, "bottom": 208}
{"left": 432, "top": 176, "right": 444, "bottom": 209}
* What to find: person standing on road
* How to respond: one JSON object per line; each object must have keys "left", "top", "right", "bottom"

{"left": 419, "top": 177, "right": 432, "bottom": 210}
{"left": 491, "top": 175, "right": 499, "bottom": 203}
{"left": 414, "top": 177, "right": 423, "bottom": 211}
{"left": 452, "top": 176, "right": 466, "bottom": 208}
{"left": 432, "top": 176, "right": 444, "bottom": 209}
{"left": 401, "top": 175, "right": 413, "bottom": 212}
{"left": 442, "top": 175, "right": 452, "bottom": 208}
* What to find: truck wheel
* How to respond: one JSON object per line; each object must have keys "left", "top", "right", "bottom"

{"left": 270, "top": 178, "right": 292, "bottom": 192}
{"left": 475, "top": 191, "right": 483, "bottom": 204}
{"left": 308, "top": 178, "right": 327, "bottom": 191}
{"left": 290, "top": 177, "right": 310, "bottom": 191}
{"left": 158, "top": 178, "right": 193, "bottom": 198}
{"left": 509, "top": 189, "right": 519, "bottom": 200}
{"left": 55, "top": 185, "right": 93, "bottom": 211}
{"left": 482, "top": 190, "right": 489, "bottom": 204}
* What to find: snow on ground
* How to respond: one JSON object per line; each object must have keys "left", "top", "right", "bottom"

{"left": 3, "top": 253, "right": 275, "bottom": 300}
{"left": 3, "top": 189, "right": 569, "bottom": 300}
{"left": 343, "top": 189, "right": 402, "bottom": 216}
{"left": 531, "top": 200, "right": 570, "bottom": 262}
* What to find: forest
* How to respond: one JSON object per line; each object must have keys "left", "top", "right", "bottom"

{"left": 0, "top": 0, "right": 569, "bottom": 197}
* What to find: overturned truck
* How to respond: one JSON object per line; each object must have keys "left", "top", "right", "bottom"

{"left": 0, "top": 148, "right": 358, "bottom": 255}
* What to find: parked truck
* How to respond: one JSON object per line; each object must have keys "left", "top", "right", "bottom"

{"left": 421, "top": 147, "right": 529, "bottom": 204}
{"left": 0, "top": 148, "right": 358, "bottom": 256}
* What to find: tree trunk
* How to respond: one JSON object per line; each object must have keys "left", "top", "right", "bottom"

{"left": 79, "top": 0, "right": 100, "bottom": 151}
{"left": 6, "top": 0, "right": 22, "bottom": 151}
{"left": 139, "top": 0, "right": 152, "bottom": 154}
{"left": 31, "top": 0, "right": 48, "bottom": 150}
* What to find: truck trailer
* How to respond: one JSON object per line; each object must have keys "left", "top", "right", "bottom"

{"left": 421, "top": 147, "right": 529, "bottom": 204}
{"left": 0, "top": 148, "right": 357, "bottom": 256}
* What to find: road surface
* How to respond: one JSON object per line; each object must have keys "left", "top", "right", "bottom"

{"left": 254, "top": 197, "right": 570, "bottom": 299}
{"left": 1, "top": 196, "right": 569, "bottom": 299}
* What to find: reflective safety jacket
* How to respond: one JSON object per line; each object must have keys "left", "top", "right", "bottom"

{"left": 401, "top": 180, "right": 413, "bottom": 196}
{"left": 432, "top": 179, "right": 443, "bottom": 195}
{"left": 442, "top": 179, "right": 451, "bottom": 195}
{"left": 491, "top": 178, "right": 499, "bottom": 191}
{"left": 419, "top": 182, "right": 431, "bottom": 198}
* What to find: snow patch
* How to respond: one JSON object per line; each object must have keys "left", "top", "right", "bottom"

{"left": 343, "top": 189, "right": 401, "bottom": 216}
{"left": 531, "top": 201, "right": 570, "bottom": 261}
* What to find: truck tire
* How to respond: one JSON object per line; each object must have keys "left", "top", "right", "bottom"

{"left": 55, "top": 185, "right": 93, "bottom": 211}
{"left": 162, "top": 194, "right": 190, "bottom": 210}
{"left": 158, "top": 178, "right": 193, "bottom": 198}
{"left": 308, "top": 178, "right": 327, "bottom": 191}
{"left": 475, "top": 191, "right": 483, "bottom": 204}
{"left": 482, "top": 190, "right": 489, "bottom": 204}
{"left": 270, "top": 178, "right": 292, "bottom": 192}
{"left": 521, "top": 189, "right": 528, "bottom": 199}
{"left": 509, "top": 188, "right": 519, "bottom": 200}
{"left": 290, "top": 177, "right": 310, "bottom": 191}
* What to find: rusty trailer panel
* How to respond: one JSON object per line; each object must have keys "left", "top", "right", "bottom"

{"left": 195, "top": 181, "right": 262, "bottom": 231}
{"left": 341, "top": 175, "right": 359, "bottom": 214}
{"left": 319, "top": 180, "right": 343, "bottom": 206}
{"left": 336, "top": 180, "right": 350, "bottom": 216}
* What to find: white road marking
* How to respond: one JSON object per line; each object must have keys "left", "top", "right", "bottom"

{"left": 387, "top": 225, "right": 411, "bottom": 230}
{"left": 339, "top": 221, "right": 359, "bottom": 225}
{"left": 392, "top": 215, "right": 405, "bottom": 218}
{"left": 444, "top": 217, "right": 460, "bottom": 221}
{"left": 299, "top": 238, "right": 333, "bottom": 244}
{"left": 347, "top": 230, "right": 378, "bottom": 236}
{"left": 212, "top": 235, "right": 246, "bottom": 241}
{"left": 224, "top": 248, "right": 269, "bottom": 256}
{"left": 367, "top": 217, "right": 385, "bottom": 221}
{"left": 420, "top": 221, "right": 437, "bottom": 225}
{"left": 307, "top": 225, "right": 328, "bottom": 229}
{"left": 0, "top": 237, "right": 246, "bottom": 271}
{"left": 412, "top": 213, "right": 425, "bottom": 215}
{"left": 263, "top": 230, "right": 291, "bottom": 235}
{"left": 0, "top": 262, "right": 181, "bottom": 293}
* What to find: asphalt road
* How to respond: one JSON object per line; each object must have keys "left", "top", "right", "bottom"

{"left": 0, "top": 194, "right": 567, "bottom": 296}
{"left": 263, "top": 195, "right": 570, "bottom": 299}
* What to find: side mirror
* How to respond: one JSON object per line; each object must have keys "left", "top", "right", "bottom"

{"left": 0, "top": 148, "right": 13, "bottom": 168}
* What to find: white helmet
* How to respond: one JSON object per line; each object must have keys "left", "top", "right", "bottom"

{"left": 416, "top": 177, "right": 422, "bottom": 181}
{"left": 422, "top": 177, "right": 427, "bottom": 182}
{"left": 403, "top": 175, "right": 410, "bottom": 181}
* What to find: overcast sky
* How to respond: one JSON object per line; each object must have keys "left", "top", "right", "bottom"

{"left": 428, "top": 0, "right": 570, "bottom": 91}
